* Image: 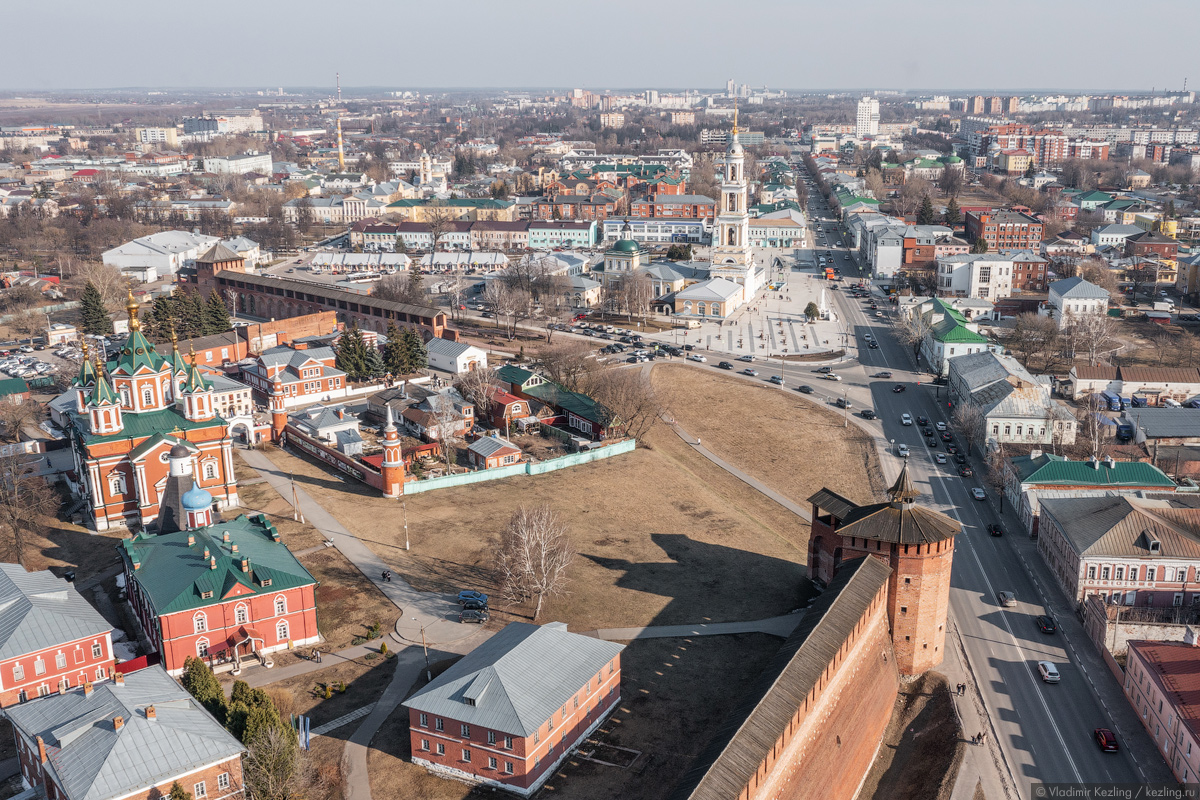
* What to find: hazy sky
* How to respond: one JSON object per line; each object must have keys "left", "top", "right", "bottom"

{"left": 4, "top": 0, "right": 1197, "bottom": 93}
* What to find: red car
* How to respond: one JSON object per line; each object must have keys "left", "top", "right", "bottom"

{"left": 1094, "top": 727, "right": 1119, "bottom": 752}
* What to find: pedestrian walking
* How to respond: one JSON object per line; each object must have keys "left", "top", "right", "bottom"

{"left": 980, "top": 731, "right": 987, "bottom": 745}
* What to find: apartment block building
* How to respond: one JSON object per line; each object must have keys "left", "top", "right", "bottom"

{"left": 965, "top": 209, "right": 1044, "bottom": 252}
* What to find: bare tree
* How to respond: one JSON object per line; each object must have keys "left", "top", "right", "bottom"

{"left": 454, "top": 367, "right": 501, "bottom": 423}
{"left": 424, "top": 200, "right": 454, "bottom": 252}
{"left": 619, "top": 274, "right": 653, "bottom": 323}
{"left": 1076, "top": 257, "right": 1118, "bottom": 294}
{"left": 582, "top": 367, "right": 658, "bottom": 441}
{"left": 1074, "top": 394, "right": 1109, "bottom": 461}
{"left": 894, "top": 309, "right": 932, "bottom": 364}
{"left": 862, "top": 169, "right": 886, "bottom": 201}
{"left": 481, "top": 280, "right": 509, "bottom": 329}
{"left": 373, "top": 271, "right": 425, "bottom": 306}
{"left": 0, "top": 449, "right": 56, "bottom": 568}
{"left": 1065, "top": 312, "right": 1118, "bottom": 366}
{"left": 1007, "top": 313, "right": 1060, "bottom": 370}
{"left": 430, "top": 395, "right": 464, "bottom": 474}
{"left": 445, "top": 273, "right": 468, "bottom": 322}
{"left": 538, "top": 340, "right": 599, "bottom": 393}
{"left": 496, "top": 505, "right": 575, "bottom": 621}
{"left": 539, "top": 275, "right": 572, "bottom": 343}
{"left": 70, "top": 261, "right": 127, "bottom": 309}
{"left": 499, "top": 287, "right": 532, "bottom": 340}
{"left": 951, "top": 403, "right": 988, "bottom": 457}
{"left": 242, "top": 725, "right": 314, "bottom": 800}
{"left": 937, "top": 167, "right": 964, "bottom": 198}
{"left": 0, "top": 398, "right": 42, "bottom": 443}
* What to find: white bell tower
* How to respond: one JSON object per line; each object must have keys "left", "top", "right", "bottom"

{"left": 709, "top": 103, "right": 759, "bottom": 301}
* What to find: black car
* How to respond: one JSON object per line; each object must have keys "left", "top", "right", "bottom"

{"left": 892, "top": 385, "right": 907, "bottom": 393}
{"left": 797, "top": 385, "right": 814, "bottom": 394}
{"left": 946, "top": 443, "right": 958, "bottom": 454}
{"left": 684, "top": 344, "right": 694, "bottom": 351}
{"left": 940, "top": 431, "right": 953, "bottom": 442}
{"left": 718, "top": 361, "right": 734, "bottom": 370}
{"left": 926, "top": 436, "right": 938, "bottom": 447}
{"left": 462, "top": 599, "right": 489, "bottom": 611}
{"left": 861, "top": 409, "right": 877, "bottom": 420}
{"left": 1036, "top": 615, "right": 1057, "bottom": 634}
{"left": 987, "top": 523, "right": 1003, "bottom": 537}
{"left": 868, "top": 342, "right": 879, "bottom": 349}
{"left": 959, "top": 465, "right": 974, "bottom": 477}
{"left": 954, "top": 453, "right": 967, "bottom": 464}
{"left": 922, "top": 427, "right": 934, "bottom": 437}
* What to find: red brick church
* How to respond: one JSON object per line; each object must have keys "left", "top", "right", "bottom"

{"left": 67, "top": 292, "right": 239, "bottom": 531}
{"left": 807, "top": 462, "right": 960, "bottom": 675}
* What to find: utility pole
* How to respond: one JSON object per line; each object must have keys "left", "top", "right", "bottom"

{"left": 403, "top": 498, "right": 410, "bottom": 551}
{"left": 291, "top": 475, "right": 304, "bottom": 524}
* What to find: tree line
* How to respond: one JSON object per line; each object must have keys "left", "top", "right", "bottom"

{"left": 334, "top": 321, "right": 428, "bottom": 382}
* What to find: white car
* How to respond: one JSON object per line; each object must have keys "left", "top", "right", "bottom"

{"left": 896, "top": 443, "right": 910, "bottom": 457}
{"left": 900, "top": 413, "right": 913, "bottom": 426}
{"left": 688, "top": 354, "right": 707, "bottom": 363}
{"left": 1037, "top": 661, "right": 1060, "bottom": 684}
{"left": 823, "top": 373, "right": 842, "bottom": 381}
{"left": 971, "top": 488, "right": 987, "bottom": 501}
{"left": 935, "top": 421, "right": 947, "bottom": 431}
{"left": 875, "top": 311, "right": 884, "bottom": 317}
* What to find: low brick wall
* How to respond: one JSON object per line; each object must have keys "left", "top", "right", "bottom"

{"left": 281, "top": 426, "right": 384, "bottom": 491}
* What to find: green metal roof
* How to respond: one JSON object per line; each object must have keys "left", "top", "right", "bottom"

{"left": 0, "top": 377, "right": 28, "bottom": 397}
{"left": 89, "top": 373, "right": 119, "bottom": 407}
{"left": 82, "top": 406, "right": 224, "bottom": 445}
{"left": 71, "top": 357, "right": 96, "bottom": 388}
{"left": 496, "top": 365, "right": 539, "bottom": 387}
{"left": 119, "top": 514, "right": 317, "bottom": 616}
{"left": 184, "top": 361, "right": 211, "bottom": 393}
{"left": 523, "top": 382, "right": 616, "bottom": 427}
{"left": 111, "top": 329, "right": 167, "bottom": 375}
{"left": 1012, "top": 453, "right": 1175, "bottom": 488}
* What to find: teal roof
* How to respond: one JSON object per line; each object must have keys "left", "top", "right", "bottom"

{"left": 71, "top": 356, "right": 96, "bottom": 388}
{"left": 0, "top": 377, "right": 29, "bottom": 397}
{"left": 166, "top": 342, "right": 188, "bottom": 376}
{"left": 931, "top": 319, "right": 987, "bottom": 344}
{"left": 83, "top": 406, "right": 224, "bottom": 445}
{"left": 496, "top": 364, "right": 539, "bottom": 387}
{"left": 88, "top": 373, "right": 119, "bottom": 407}
{"left": 1012, "top": 453, "right": 1175, "bottom": 488}
{"left": 610, "top": 239, "right": 639, "bottom": 253}
{"left": 119, "top": 514, "right": 317, "bottom": 616}
{"left": 111, "top": 328, "right": 167, "bottom": 375}
{"left": 386, "top": 198, "right": 513, "bottom": 209}
{"left": 523, "top": 382, "right": 616, "bottom": 427}
{"left": 183, "top": 360, "right": 211, "bottom": 393}
{"left": 127, "top": 433, "right": 195, "bottom": 463}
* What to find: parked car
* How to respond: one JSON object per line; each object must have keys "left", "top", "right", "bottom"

{"left": 987, "top": 523, "right": 1003, "bottom": 537}
{"left": 1038, "top": 661, "right": 1060, "bottom": 684}
{"left": 718, "top": 361, "right": 734, "bottom": 370}
{"left": 1094, "top": 728, "right": 1119, "bottom": 752}
{"left": 457, "top": 590, "right": 488, "bottom": 606}
{"left": 1036, "top": 615, "right": 1057, "bottom": 634}
{"left": 684, "top": 344, "right": 694, "bottom": 351}
{"left": 688, "top": 354, "right": 707, "bottom": 362}
{"left": 460, "top": 609, "right": 490, "bottom": 624}
{"left": 462, "top": 599, "right": 489, "bottom": 611}
{"left": 997, "top": 591, "right": 1016, "bottom": 607}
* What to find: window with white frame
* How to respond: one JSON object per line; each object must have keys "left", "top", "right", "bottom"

{"left": 194, "top": 612, "right": 207, "bottom": 633}
{"left": 197, "top": 638, "right": 209, "bottom": 658}
{"left": 34, "top": 658, "right": 45, "bottom": 676}
{"left": 96, "top": 666, "right": 107, "bottom": 681}
{"left": 13, "top": 663, "right": 23, "bottom": 682}
{"left": 274, "top": 596, "right": 287, "bottom": 616}
{"left": 204, "top": 461, "right": 217, "bottom": 480}
{"left": 194, "top": 781, "right": 207, "bottom": 798}
{"left": 236, "top": 604, "right": 248, "bottom": 625}
{"left": 92, "top": 642, "right": 102, "bottom": 659}
{"left": 277, "top": 620, "right": 289, "bottom": 642}
{"left": 143, "top": 388, "right": 153, "bottom": 407}
{"left": 217, "top": 773, "right": 230, "bottom": 791}
{"left": 55, "top": 652, "right": 66, "bottom": 669}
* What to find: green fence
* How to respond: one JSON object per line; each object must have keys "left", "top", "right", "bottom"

{"left": 403, "top": 438, "right": 635, "bottom": 495}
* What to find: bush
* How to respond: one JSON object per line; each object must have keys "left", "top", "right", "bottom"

{"left": 379, "top": 641, "right": 388, "bottom": 655}
{"left": 323, "top": 684, "right": 332, "bottom": 700}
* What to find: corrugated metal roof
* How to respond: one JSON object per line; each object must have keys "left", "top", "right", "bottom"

{"left": 1119, "top": 367, "right": 1200, "bottom": 386}
{"left": 1129, "top": 408, "right": 1200, "bottom": 438}
{"left": 1128, "top": 642, "right": 1200, "bottom": 742}
{"left": 425, "top": 338, "right": 477, "bottom": 359}
{"left": 0, "top": 565, "right": 112, "bottom": 661}
{"left": 1040, "top": 495, "right": 1200, "bottom": 558}
{"left": 668, "top": 557, "right": 893, "bottom": 800}
{"left": 1012, "top": 453, "right": 1175, "bottom": 488}
{"left": 403, "top": 622, "right": 623, "bottom": 737}
{"left": 468, "top": 436, "right": 519, "bottom": 458}
{"left": 5, "top": 666, "right": 243, "bottom": 800}
{"left": 1072, "top": 365, "right": 1118, "bottom": 382}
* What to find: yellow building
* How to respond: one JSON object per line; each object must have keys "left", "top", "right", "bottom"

{"left": 384, "top": 198, "right": 516, "bottom": 222}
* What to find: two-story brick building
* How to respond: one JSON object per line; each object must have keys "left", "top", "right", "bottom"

{"left": 630, "top": 194, "right": 717, "bottom": 221}
{"left": 240, "top": 344, "right": 347, "bottom": 409}
{"left": 405, "top": 622, "right": 623, "bottom": 796}
{"left": 1125, "top": 230, "right": 1180, "bottom": 262}
{"left": 7, "top": 667, "right": 246, "bottom": 800}
{"left": 120, "top": 499, "right": 320, "bottom": 676}
{"left": 0, "top": 564, "right": 114, "bottom": 707}
{"left": 1037, "top": 494, "right": 1200, "bottom": 607}
{"left": 965, "top": 209, "right": 1044, "bottom": 252}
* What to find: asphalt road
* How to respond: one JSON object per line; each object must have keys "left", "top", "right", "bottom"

{"left": 702, "top": 174, "right": 1171, "bottom": 793}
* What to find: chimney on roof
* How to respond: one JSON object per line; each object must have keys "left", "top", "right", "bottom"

{"left": 146, "top": 705, "right": 156, "bottom": 720}
{"left": 1090, "top": 457, "right": 1100, "bottom": 469}
{"left": 36, "top": 736, "right": 47, "bottom": 764}
{"left": 241, "top": 557, "right": 249, "bottom": 573}
{"left": 113, "top": 716, "right": 124, "bottom": 731}
{"left": 231, "top": 543, "right": 238, "bottom": 553}
{"left": 188, "top": 534, "right": 195, "bottom": 546}
{"left": 83, "top": 682, "right": 93, "bottom": 697}
{"left": 210, "top": 556, "right": 217, "bottom": 570}
{"left": 1105, "top": 455, "right": 1116, "bottom": 468}
{"left": 203, "top": 546, "right": 210, "bottom": 559}
{"left": 114, "top": 672, "right": 124, "bottom": 686}
{"left": 223, "top": 531, "right": 231, "bottom": 543}
{"left": 58, "top": 683, "right": 67, "bottom": 696}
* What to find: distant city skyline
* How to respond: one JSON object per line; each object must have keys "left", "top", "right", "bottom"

{"left": 2, "top": 0, "right": 1196, "bottom": 93}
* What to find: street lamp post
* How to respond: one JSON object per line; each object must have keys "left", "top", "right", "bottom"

{"left": 412, "top": 617, "right": 431, "bottom": 681}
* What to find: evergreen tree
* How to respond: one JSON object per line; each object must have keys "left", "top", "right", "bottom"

{"left": 335, "top": 326, "right": 369, "bottom": 381}
{"left": 1166, "top": 200, "right": 1177, "bottom": 219}
{"left": 970, "top": 237, "right": 989, "bottom": 254}
{"left": 79, "top": 282, "right": 113, "bottom": 335}
{"left": 225, "top": 701, "right": 250, "bottom": 743}
{"left": 365, "top": 345, "right": 385, "bottom": 377}
{"left": 243, "top": 699, "right": 287, "bottom": 745}
{"left": 144, "top": 296, "right": 175, "bottom": 340}
{"left": 181, "top": 657, "right": 226, "bottom": 724}
{"left": 230, "top": 680, "right": 254, "bottom": 707}
{"left": 1024, "top": 161, "right": 1036, "bottom": 179}
{"left": 403, "top": 327, "right": 427, "bottom": 371}
{"left": 203, "top": 290, "right": 231, "bottom": 335}
{"left": 804, "top": 302, "right": 820, "bottom": 321}
{"left": 169, "top": 782, "right": 193, "bottom": 800}
{"left": 175, "top": 291, "right": 204, "bottom": 339}
{"left": 382, "top": 321, "right": 408, "bottom": 375}
{"left": 943, "top": 197, "right": 961, "bottom": 226}
{"left": 916, "top": 195, "right": 936, "bottom": 226}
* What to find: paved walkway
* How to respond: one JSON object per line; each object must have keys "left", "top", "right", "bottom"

{"left": 312, "top": 703, "right": 377, "bottom": 736}
{"left": 239, "top": 638, "right": 391, "bottom": 688}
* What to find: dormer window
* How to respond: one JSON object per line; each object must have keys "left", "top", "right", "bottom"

{"left": 1150, "top": 539, "right": 1162, "bottom": 554}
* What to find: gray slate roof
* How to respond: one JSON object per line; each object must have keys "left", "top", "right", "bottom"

{"left": 404, "top": 622, "right": 623, "bottom": 737}
{"left": 1129, "top": 408, "right": 1200, "bottom": 438}
{"left": 5, "top": 667, "right": 244, "bottom": 800}
{"left": 1050, "top": 276, "right": 1110, "bottom": 299}
{"left": 0, "top": 564, "right": 112, "bottom": 661}
{"left": 468, "top": 435, "right": 519, "bottom": 458}
{"left": 1041, "top": 495, "right": 1200, "bottom": 558}
{"left": 425, "top": 337, "right": 478, "bottom": 359}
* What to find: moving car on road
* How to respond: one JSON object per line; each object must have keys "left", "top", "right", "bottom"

{"left": 934, "top": 453, "right": 947, "bottom": 464}
{"left": 688, "top": 354, "right": 707, "bottom": 362}
{"left": 860, "top": 409, "right": 877, "bottom": 420}
{"left": 901, "top": 413, "right": 914, "bottom": 425}
{"left": 824, "top": 373, "right": 842, "bottom": 381}
{"left": 926, "top": 436, "right": 938, "bottom": 447}
{"left": 737, "top": 355, "right": 755, "bottom": 362}
{"left": 893, "top": 384, "right": 907, "bottom": 393}
{"left": 935, "top": 421, "right": 947, "bottom": 431}
{"left": 987, "top": 523, "right": 1003, "bottom": 537}
{"left": 970, "top": 485, "right": 985, "bottom": 497}
{"left": 769, "top": 375, "right": 784, "bottom": 385}
{"left": 718, "top": 361, "right": 734, "bottom": 370}
{"left": 997, "top": 591, "right": 1016, "bottom": 607}
{"left": 797, "top": 385, "right": 813, "bottom": 394}
{"left": 740, "top": 368, "right": 759, "bottom": 376}
{"left": 1094, "top": 728, "right": 1119, "bottom": 752}
{"left": 1038, "top": 661, "right": 1060, "bottom": 684}
{"left": 896, "top": 443, "right": 910, "bottom": 457}
{"left": 1036, "top": 615, "right": 1057, "bottom": 634}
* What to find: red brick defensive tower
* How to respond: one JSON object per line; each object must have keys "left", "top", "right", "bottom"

{"left": 380, "top": 405, "right": 404, "bottom": 498}
{"left": 807, "top": 462, "right": 960, "bottom": 675}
